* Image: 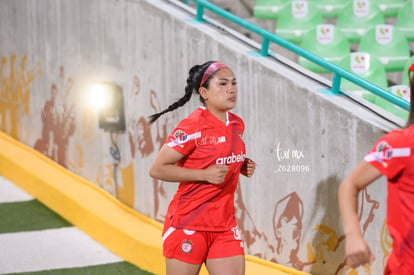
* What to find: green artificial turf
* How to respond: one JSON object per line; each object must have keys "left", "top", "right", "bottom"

{"left": 0, "top": 199, "right": 71, "bottom": 233}
{"left": 0, "top": 190, "right": 155, "bottom": 275}
{"left": 4, "top": 261, "right": 154, "bottom": 275}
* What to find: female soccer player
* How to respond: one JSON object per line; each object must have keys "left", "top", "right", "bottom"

{"left": 338, "top": 63, "right": 414, "bottom": 274}
{"left": 149, "top": 61, "right": 256, "bottom": 275}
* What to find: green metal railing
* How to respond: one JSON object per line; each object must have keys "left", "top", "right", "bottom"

{"left": 188, "top": 0, "right": 410, "bottom": 111}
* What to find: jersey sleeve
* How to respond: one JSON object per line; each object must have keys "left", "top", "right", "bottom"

{"left": 364, "top": 131, "right": 411, "bottom": 180}
{"left": 164, "top": 121, "right": 200, "bottom": 156}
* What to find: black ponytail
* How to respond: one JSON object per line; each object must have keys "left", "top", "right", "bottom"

{"left": 148, "top": 61, "right": 216, "bottom": 124}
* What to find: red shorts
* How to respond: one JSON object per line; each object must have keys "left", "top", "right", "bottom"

{"left": 162, "top": 225, "right": 245, "bottom": 265}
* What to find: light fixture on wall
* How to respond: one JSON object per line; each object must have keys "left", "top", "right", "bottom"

{"left": 88, "top": 82, "right": 126, "bottom": 132}
{"left": 88, "top": 81, "right": 126, "bottom": 197}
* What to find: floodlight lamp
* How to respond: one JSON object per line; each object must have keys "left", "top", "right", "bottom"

{"left": 89, "top": 84, "right": 112, "bottom": 110}
{"left": 89, "top": 82, "right": 126, "bottom": 132}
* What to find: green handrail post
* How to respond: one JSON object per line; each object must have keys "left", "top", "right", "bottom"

{"left": 196, "top": 3, "right": 204, "bottom": 22}
{"left": 331, "top": 73, "right": 341, "bottom": 95}
{"left": 260, "top": 38, "right": 269, "bottom": 56}
{"left": 190, "top": 0, "right": 410, "bottom": 111}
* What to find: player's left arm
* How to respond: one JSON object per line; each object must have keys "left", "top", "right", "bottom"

{"left": 240, "top": 158, "right": 256, "bottom": 177}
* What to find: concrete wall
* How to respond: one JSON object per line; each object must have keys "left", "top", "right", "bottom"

{"left": 0, "top": 0, "right": 400, "bottom": 274}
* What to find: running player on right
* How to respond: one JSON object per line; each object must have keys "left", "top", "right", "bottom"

{"left": 338, "top": 63, "right": 414, "bottom": 275}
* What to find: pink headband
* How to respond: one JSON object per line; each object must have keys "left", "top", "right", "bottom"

{"left": 199, "top": 62, "right": 229, "bottom": 88}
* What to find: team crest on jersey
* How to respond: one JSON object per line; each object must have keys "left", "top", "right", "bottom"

{"left": 376, "top": 141, "right": 393, "bottom": 160}
{"left": 181, "top": 239, "right": 193, "bottom": 254}
{"left": 173, "top": 130, "right": 187, "bottom": 143}
{"left": 231, "top": 226, "right": 242, "bottom": 240}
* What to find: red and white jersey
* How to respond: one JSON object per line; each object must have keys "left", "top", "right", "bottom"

{"left": 163, "top": 107, "right": 246, "bottom": 232}
{"left": 364, "top": 124, "right": 414, "bottom": 273}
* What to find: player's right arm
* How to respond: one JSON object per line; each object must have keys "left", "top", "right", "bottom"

{"left": 150, "top": 144, "right": 229, "bottom": 184}
{"left": 338, "top": 160, "right": 381, "bottom": 268}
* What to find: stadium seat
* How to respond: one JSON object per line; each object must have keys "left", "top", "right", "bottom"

{"left": 339, "top": 52, "right": 388, "bottom": 102}
{"left": 336, "top": 0, "right": 385, "bottom": 43}
{"left": 253, "top": 0, "right": 291, "bottom": 19}
{"left": 374, "top": 85, "right": 410, "bottom": 120}
{"left": 275, "top": 0, "right": 323, "bottom": 44}
{"left": 299, "top": 24, "right": 350, "bottom": 73}
{"left": 378, "top": 0, "right": 406, "bottom": 18}
{"left": 358, "top": 24, "right": 410, "bottom": 72}
{"left": 401, "top": 55, "right": 414, "bottom": 85}
{"left": 316, "top": 0, "right": 347, "bottom": 19}
{"left": 395, "top": 0, "right": 414, "bottom": 42}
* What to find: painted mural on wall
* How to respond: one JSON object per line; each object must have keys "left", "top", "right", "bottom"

{"left": 34, "top": 66, "right": 76, "bottom": 168}
{"left": 92, "top": 74, "right": 177, "bottom": 220}
{"left": 145, "top": 89, "right": 178, "bottom": 222}
{"left": 0, "top": 54, "right": 41, "bottom": 140}
{"left": 235, "top": 182, "right": 391, "bottom": 275}
{"left": 309, "top": 188, "right": 380, "bottom": 275}
{"left": 66, "top": 106, "right": 100, "bottom": 181}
